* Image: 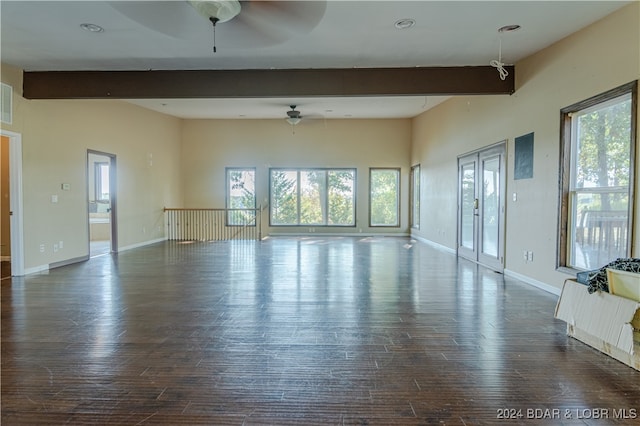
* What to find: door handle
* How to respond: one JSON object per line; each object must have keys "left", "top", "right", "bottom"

{"left": 473, "top": 198, "right": 479, "bottom": 210}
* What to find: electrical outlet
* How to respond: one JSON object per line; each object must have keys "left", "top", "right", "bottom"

{"left": 528, "top": 251, "right": 534, "bottom": 262}
{"left": 39, "top": 244, "right": 45, "bottom": 253}
{"left": 53, "top": 243, "right": 59, "bottom": 253}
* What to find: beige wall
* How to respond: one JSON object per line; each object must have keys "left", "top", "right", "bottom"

{"left": 1, "top": 62, "right": 183, "bottom": 272}
{"left": 181, "top": 118, "right": 412, "bottom": 236}
{"left": 0, "top": 64, "right": 23, "bottom": 134}
{"left": 25, "top": 100, "right": 182, "bottom": 270}
{"left": 411, "top": 2, "right": 640, "bottom": 291}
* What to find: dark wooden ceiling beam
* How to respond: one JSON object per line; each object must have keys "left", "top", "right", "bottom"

{"left": 23, "top": 66, "right": 514, "bottom": 99}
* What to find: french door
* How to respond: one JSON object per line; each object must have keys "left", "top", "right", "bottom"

{"left": 457, "top": 143, "right": 506, "bottom": 272}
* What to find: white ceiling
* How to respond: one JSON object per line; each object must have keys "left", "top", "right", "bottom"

{"left": 0, "top": 0, "right": 630, "bottom": 119}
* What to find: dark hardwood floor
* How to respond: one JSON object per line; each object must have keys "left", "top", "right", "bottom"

{"left": 2, "top": 237, "right": 639, "bottom": 425}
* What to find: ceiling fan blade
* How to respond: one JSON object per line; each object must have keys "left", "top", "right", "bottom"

{"left": 108, "top": 1, "right": 198, "bottom": 39}
{"left": 237, "top": 1, "right": 327, "bottom": 40}
{"left": 109, "top": 1, "right": 326, "bottom": 49}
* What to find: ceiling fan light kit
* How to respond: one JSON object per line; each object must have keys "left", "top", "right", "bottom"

{"left": 187, "top": 0, "right": 241, "bottom": 23}
{"left": 286, "top": 105, "right": 302, "bottom": 126}
{"left": 188, "top": 0, "right": 241, "bottom": 52}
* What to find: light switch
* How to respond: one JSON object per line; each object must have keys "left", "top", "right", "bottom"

{"left": 51, "top": 194, "right": 58, "bottom": 203}
{"left": 61, "top": 183, "right": 70, "bottom": 190}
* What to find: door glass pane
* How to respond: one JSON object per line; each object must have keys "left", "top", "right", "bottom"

{"left": 460, "top": 163, "right": 475, "bottom": 250}
{"left": 481, "top": 157, "right": 499, "bottom": 257}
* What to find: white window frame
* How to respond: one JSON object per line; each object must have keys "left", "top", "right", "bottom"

{"left": 369, "top": 168, "right": 401, "bottom": 228}
{"left": 269, "top": 168, "right": 356, "bottom": 227}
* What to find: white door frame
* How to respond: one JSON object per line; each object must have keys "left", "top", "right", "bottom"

{"left": 87, "top": 150, "right": 118, "bottom": 255}
{"left": 1, "top": 129, "right": 24, "bottom": 276}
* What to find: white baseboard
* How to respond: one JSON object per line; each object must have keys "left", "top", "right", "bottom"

{"left": 504, "top": 269, "right": 562, "bottom": 296}
{"left": 410, "top": 234, "right": 456, "bottom": 254}
{"left": 118, "top": 237, "right": 167, "bottom": 253}
{"left": 23, "top": 264, "right": 50, "bottom": 276}
{"left": 408, "top": 235, "right": 560, "bottom": 296}
{"left": 267, "top": 232, "right": 410, "bottom": 238}
{"left": 19, "top": 239, "right": 166, "bottom": 277}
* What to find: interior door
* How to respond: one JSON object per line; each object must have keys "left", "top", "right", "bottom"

{"left": 1, "top": 135, "right": 10, "bottom": 279}
{"left": 457, "top": 143, "right": 506, "bottom": 272}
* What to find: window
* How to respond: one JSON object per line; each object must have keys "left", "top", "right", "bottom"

{"left": 410, "top": 164, "right": 420, "bottom": 229}
{"left": 559, "top": 81, "right": 637, "bottom": 270}
{"left": 370, "top": 168, "right": 400, "bottom": 227}
{"left": 270, "top": 168, "right": 356, "bottom": 226}
{"left": 226, "top": 168, "right": 256, "bottom": 226}
{"left": 95, "top": 162, "right": 110, "bottom": 201}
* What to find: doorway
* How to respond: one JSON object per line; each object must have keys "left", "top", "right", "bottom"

{"left": 457, "top": 142, "right": 506, "bottom": 272}
{"left": 87, "top": 150, "right": 117, "bottom": 257}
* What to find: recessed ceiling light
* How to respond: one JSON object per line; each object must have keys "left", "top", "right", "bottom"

{"left": 498, "top": 24, "right": 521, "bottom": 33}
{"left": 394, "top": 18, "right": 415, "bottom": 30}
{"left": 80, "top": 23, "right": 104, "bottom": 33}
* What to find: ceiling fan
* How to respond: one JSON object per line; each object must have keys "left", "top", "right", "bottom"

{"left": 108, "top": 1, "right": 327, "bottom": 51}
{"left": 286, "top": 105, "right": 302, "bottom": 126}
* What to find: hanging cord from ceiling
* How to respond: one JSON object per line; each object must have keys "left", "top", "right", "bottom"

{"left": 421, "top": 96, "right": 428, "bottom": 110}
{"left": 490, "top": 37, "right": 508, "bottom": 80}
{"left": 210, "top": 17, "right": 219, "bottom": 53}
